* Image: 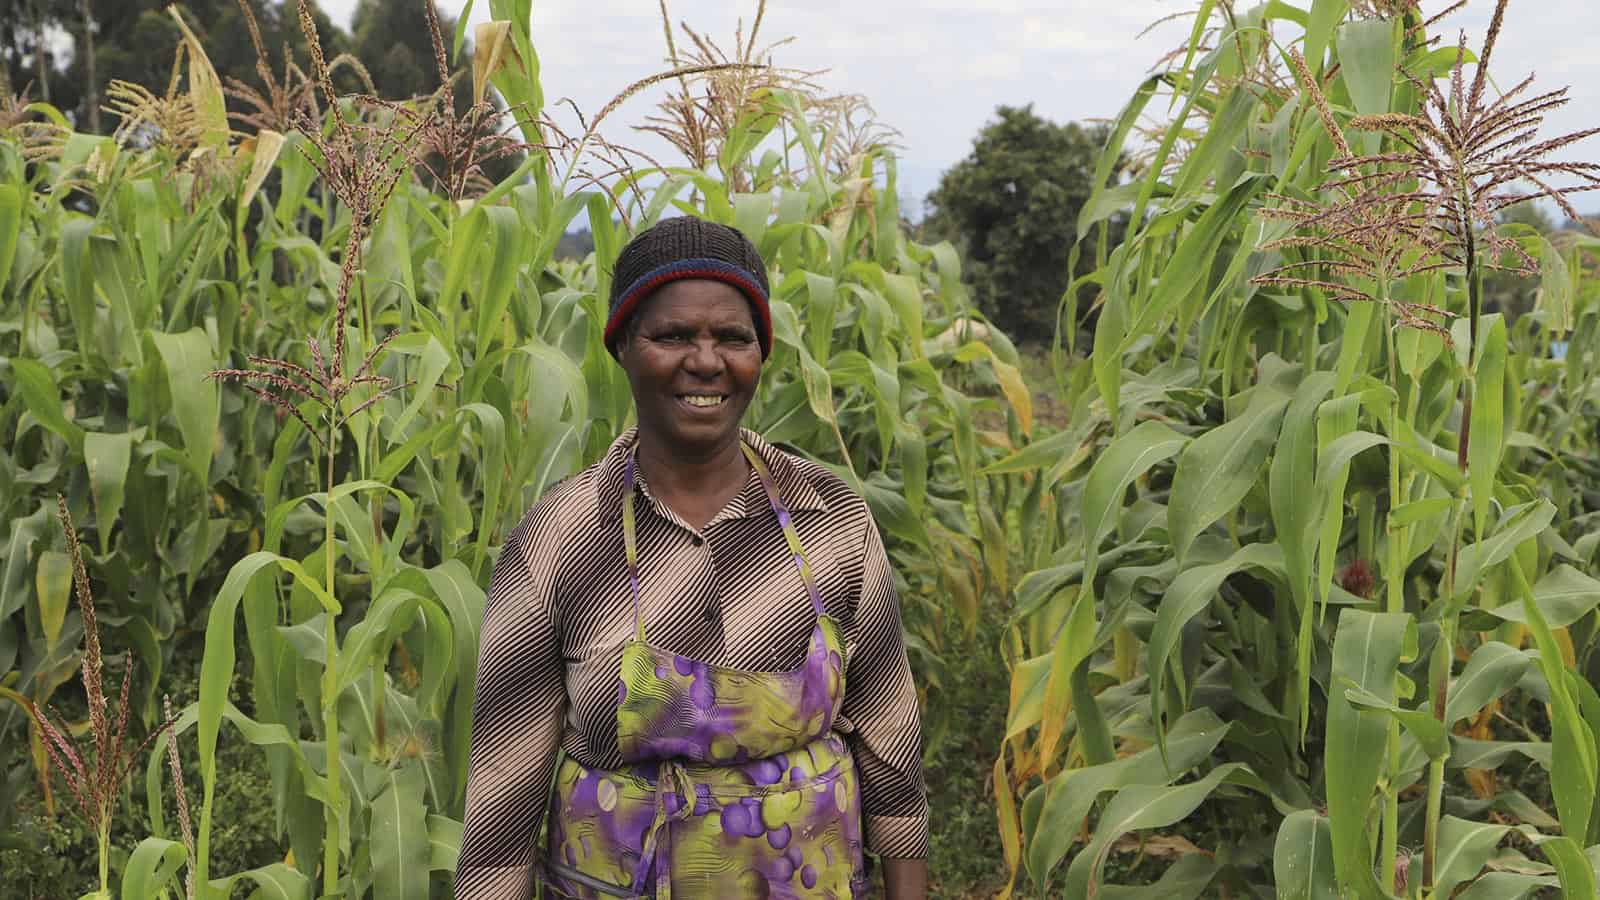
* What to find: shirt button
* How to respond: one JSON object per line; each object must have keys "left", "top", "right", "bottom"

{"left": 691, "top": 535, "right": 705, "bottom": 547}
{"left": 703, "top": 603, "right": 717, "bottom": 622}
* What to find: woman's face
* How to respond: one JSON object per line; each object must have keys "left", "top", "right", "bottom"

{"left": 617, "top": 279, "right": 763, "bottom": 454}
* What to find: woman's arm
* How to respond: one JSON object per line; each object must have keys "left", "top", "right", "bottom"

{"left": 839, "top": 516, "right": 930, "bottom": 898}
{"left": 453, "top": 517, "right": 568, "bottom": 900}
{"left": 882, "top": 858, "right": 930, "bottom": 900}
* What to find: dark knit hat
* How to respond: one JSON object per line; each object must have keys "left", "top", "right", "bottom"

{"left": 605, "top": 216, "right": 772, "bottom": 358}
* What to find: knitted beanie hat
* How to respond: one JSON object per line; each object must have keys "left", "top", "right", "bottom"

{"left": 605, "top": 216, "right": 772, "bottom": 358}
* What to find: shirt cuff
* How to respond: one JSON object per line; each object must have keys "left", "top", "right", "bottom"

{"left": 453, "top": 863, "right": 534, "bottom": 899}
{"left": 864, "top": 811, "right": 929, "bottom": 859}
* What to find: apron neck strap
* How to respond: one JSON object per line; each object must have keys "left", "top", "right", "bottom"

{"left": 621, "top": 440, "right": 827, "bottom": 643}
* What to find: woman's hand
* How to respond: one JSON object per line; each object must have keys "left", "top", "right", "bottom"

{"left": 881, "top": 857, "right": 929, "bottom": 900}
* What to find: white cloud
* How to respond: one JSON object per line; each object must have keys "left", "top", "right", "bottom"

{"left": 312, "top": 0, "right": 1600, "bottom": 216}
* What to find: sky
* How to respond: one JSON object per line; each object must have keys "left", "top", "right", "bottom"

{"left": 320, "top": 1, "right": 1600, "bottom": 220}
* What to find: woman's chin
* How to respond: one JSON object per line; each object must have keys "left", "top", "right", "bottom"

{"left": 659, "top": 408, "right": 742, "bottom": 446}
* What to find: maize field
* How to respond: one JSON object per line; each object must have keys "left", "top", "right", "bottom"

{"left": 1, "top": 0, "right": 1598, "bottom": 898}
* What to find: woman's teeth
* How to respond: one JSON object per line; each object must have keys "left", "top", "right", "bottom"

{"left": 682, "top": 395, "right": 725, "bottom": 408}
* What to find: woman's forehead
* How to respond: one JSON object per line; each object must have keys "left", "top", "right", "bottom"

{"left": 634, "top": 280, "right": 755, "bottom": 327}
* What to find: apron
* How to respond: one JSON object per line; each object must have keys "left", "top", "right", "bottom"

{"left": 541, "top": 443, "right": 869, "bottom": 899}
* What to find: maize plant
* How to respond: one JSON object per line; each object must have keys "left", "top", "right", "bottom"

{"left": 996, "top": 1, "right": 1600, "bottom": 897}
{"left": 0, "top": 0, "right": 1032, "bottom": 895}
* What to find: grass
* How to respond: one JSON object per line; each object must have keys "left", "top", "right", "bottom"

{"left": 923, "top": 608, "right": 1013, "bottom": 899}
{"left": 0, "top": 641, "right": 281, "bottom": 898}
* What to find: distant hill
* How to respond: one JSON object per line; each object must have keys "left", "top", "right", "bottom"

{"left": 556, "top": 228, "right": 596, "bottom": 260}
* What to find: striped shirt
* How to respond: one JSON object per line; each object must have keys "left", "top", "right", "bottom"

{"left": 455, "top": 428, "right": 929, "bottom": 898}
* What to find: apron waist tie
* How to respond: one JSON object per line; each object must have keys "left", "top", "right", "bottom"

{"left": 635, "top": 760, "right": 697, "bottom": 900}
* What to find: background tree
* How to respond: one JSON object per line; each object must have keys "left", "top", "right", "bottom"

{"left": 0, "top": 1, "right": 494, "bottom": 132}
{"left": 348, "top": 0, "right": 454, "bottom": 102}
{"left": 922, "top": 104, "right": 1118, "bottom": 344}
{"left": 2, "top": 0, "right": 81, "bottom": 110}
{"left": 1483, "top": 198, "right": 1556, "bottom": 319}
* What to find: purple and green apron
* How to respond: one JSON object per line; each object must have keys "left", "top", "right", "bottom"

{"left": 541, "top": 443, "right": 869, "bottom": 899}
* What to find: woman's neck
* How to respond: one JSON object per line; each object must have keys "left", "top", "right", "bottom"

{"left": 632, "top": 429, "right": 749, "bottom": 530}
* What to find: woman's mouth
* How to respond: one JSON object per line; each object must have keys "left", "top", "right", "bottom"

{"left": 678, "top": 393, "right": 727, "bottom": 409}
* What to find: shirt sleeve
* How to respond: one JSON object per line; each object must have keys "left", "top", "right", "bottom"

{"left": 839, "top": 514, "right": 930, "bottom": 859}
{"left": 453, "top": 510, "right": 568, "bottom": 899}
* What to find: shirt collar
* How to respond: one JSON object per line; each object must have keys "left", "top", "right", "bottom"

{"left": 595, "top": 427, "right": 830, "bottom": 524}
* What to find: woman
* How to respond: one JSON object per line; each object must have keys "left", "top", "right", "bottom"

{"left": 454, "top": 217, "right": 930, "bottom": 899}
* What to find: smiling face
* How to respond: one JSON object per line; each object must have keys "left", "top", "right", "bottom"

{"left": 616, "top": 279, "right": 763, "bottom": 456}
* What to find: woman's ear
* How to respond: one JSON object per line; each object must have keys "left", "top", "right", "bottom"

{"left": 611, "top": 333, "right": 634, "bottom": 369}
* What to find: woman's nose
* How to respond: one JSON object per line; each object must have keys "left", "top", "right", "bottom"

{"left": 683, "top": 337, "right": 725, "bottom": 375}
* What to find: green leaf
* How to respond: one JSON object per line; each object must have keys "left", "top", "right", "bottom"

{"left": 1313, "top": 393, "right": 1362, "bottom": 624}
{"left": 1081, "top": 421, "right": 1189, "bottom": 595}
{"left": 1325, "top": 609, "right": 1414, "bottom": 898}
{"left": 1389, "top": 497, "right": 1452, "bottom": 529}
{"left": 1481, "top": 564, "right": 1600, "bottom": 629}
{"left": 84, "top": 432, "right": 133, "bottom": 555}
{"left": 1538, "top": 836, "right": 1598, "bottom": 900}
{"left": 1061, "top": 763, "right": 1254, "bottom": 897}
{"left": 1451, "top": 501, "right": 1557, "bottom": 608}
{"left": 1455, "top": 872, "right": 1558, "bottom": 900}
{"left": 195, "top": 551, "right": 295, "bottom": 889}
{"left": 1, "top": 504, "right": 50, "bottom": 621}
{"left": 1125, "top": 175, "right": 1272, "bottom": 351}
{"left": 1444, "top": 641, "right": 1532, "bottom": 726}
{"left": 1468, "top": 315, "right": 1509, "bottom": 540}
{"left": 149, "top": 329, "right": 219, "bottom": 485}
{"left": 1172, "top": 84, "right": 1259, "bottom": 198}
{"left": 10, "top": 358, "right": 85, "bottom": 453}
{"left": 1336, "top": 18, "right": 1395, "bottom": 153}
{"left": 1432, "top": 816, "right": 1512, "bottom": 899}
{"left": 1099, "top": 854, "right": 1219, "bottom": 900}
{"left": 440, "top": 205, "right": 488, "bottom": 317}
{"left": 473, "top": 205, "right": 526, "bottom": 357}
{"left": 1447, "top": 737, "right": 1550, "bottom": 771}
{"left": 371, "top": 763, "right": 431, "bottom": 900}
{"left": 422, "top": 560, "right": 487, "bottom": 809}
{"left": 1168, "top": 390, "right": 1289, "bottom": 565}
{"left": 427, "top": 814, "right": 462, "bottom": 871}
{"left": 881, "top": 273, "right": 925, "bottom": 357}
{"left": 374, "top": 419, "right": 455, "bottom": 484}
{"left": 0, "top": 184, "right": 19, "bottom": 293}
{"left": 1025, "top": 710, "right": 1229, "bottom": 887}
{"left": 1272, "top": 371, "right": 1336, "bottom": 731}
{"left": 120, "top": 837, "right": 188, "bottom": 900}
{"left": 59, "top": 217, "right": 97, "bottom": 353}
{"left": 1536, "top": 236, "right": 1573, "bottom": 332}
{"left": 1273, "top": 809, "right": 1338, "bottom": 900}
{"left": 1334, "top": 301, "right": 1376, "bottom": 395}
{"left": 388, "top": 334, "right": 453, "bottom": 434}
{"left": 1149, "top": 542, "right": 1283, "bottom": 751}
{"left": 205, "top": 863, "right": 311, "bottom": 900}
{"left": 1514, "top": 560, "right": 1597, "bottom": 843}
{"left": 459, "top": 402, "right": 507, "bottom": 564}
{"left": 1080, "top": 76, "right": 1160, "bottom": 238}
{"left": 1342, "top": 683, "right": 1447, "bottom": 760}
{"left": 1402, "top": 45, "right": 1480, "bottom": 80}
{"left": 1305, "top": 0, "right": 1350, "bottom": 75}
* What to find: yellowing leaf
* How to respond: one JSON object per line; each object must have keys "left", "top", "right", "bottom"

{"left": 473, "top": 21, "right": 521, "bottom": 107}
{"left": 34, "top": 550, "right": 71, "bottom": 651}
{"left": 954, "top": 340, "right": 1034, "bottom": 435}
{"left": 1111, "top": 832, "right": 1207, "bottom": 859}
{"left": 167, "top": 7, "right": 229, "bottom": 152}
{"left": 240, "top": 130, "right": 286, "bottom": 212}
